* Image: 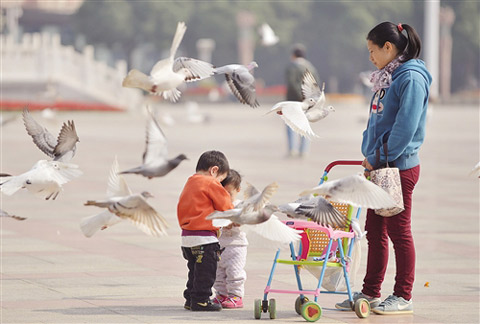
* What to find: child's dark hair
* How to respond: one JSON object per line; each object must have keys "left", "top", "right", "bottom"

{"left": 196, "top": 150, "right": 229, "bottom": 175}
{"left": 221, "top": 169, "right": 241, "bottom": 190}
{"left": 367, "top": 22, "right": 421, "bottom": 63}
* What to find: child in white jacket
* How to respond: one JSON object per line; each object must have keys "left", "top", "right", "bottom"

{"left": 213, "top": 169, "right": 248, "bottom": 308}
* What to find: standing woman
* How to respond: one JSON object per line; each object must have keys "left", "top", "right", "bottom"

{"left": 336, "top": 22, "right": 432, "bottom": 315}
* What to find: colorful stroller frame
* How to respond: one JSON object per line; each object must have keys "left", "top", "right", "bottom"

{"left": 254, "top": 160, "right": 371, "bottom": 321}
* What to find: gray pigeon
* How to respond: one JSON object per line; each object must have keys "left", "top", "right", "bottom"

{"left": 206, "top": 182, "right": 279, "bottom": 225}
{"left": 0, "top": 209, "right": 26, "bottom": 221}
{"left": 279, "top": 194, "right": 349, "bottom": 228}
{"left": 119, "top": 108, "right": 187, "bottom": 179}
{"left": 214, "top": 62, "right": 259, "bottom": 108}
{"left": 83, "top": 157, "right": 168, "bottom": 237}
{"left": 22, "top": 107, "right": 79, "bottom": 162}
{"left": 300, "top": 173, "right": 396, "bottom": 209}
{"left": 301, "top": 70, "right": 335, "bottom": 122}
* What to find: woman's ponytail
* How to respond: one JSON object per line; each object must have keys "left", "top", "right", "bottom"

{"left": 400, "top": 24, "right": 422, "bottom": 62}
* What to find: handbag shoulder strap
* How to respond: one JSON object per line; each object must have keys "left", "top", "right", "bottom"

{"left": 375, "top": 142, "right": 391, "bottom": 168}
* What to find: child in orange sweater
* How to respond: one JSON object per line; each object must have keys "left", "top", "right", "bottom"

{"left": 177, "top": 150, "right": 233, "bottom": 311}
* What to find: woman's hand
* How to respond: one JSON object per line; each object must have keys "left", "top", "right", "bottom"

{"left": 362, "top": 158, "right": 373, "bottom": 178}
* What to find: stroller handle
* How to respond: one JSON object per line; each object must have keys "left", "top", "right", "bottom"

{"left": 324, "top": 160, "right": 363, "bottom": 173}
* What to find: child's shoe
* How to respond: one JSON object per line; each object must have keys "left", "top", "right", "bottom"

{"left": 191, "top": 300, "right": 222, "bottom": 311}
{"left": 221, "top": 296, "right": 243, "bottom": 309}
{"left": 213, "top": 294, "right": 227, "bottom": 305}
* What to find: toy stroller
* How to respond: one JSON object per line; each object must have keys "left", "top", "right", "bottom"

{"left": 254, "top": 160, "right": 371, "bottom": 321}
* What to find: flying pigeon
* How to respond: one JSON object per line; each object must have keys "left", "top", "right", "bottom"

{"left": 209, "top": 182, "right": 301, "bottom": 246}
{"left": 119, "top": 108, "right": 187, "bottom": 179}
{"left": 266, "top": 98, "right": 319, "bottom": 139}
{"left": 214, "top": 62, "right": 259, "bottom": 108}
{"left": 122, "top": 22, "right": 215, "bottom": 102}
{"left": 278, "top": 194, "right": 349, "bottom": 228}
{"left": 83, "top": 157, "right": 169, "bottom": 237}
{"left": 0, "top": 209, "right": 26, "bottom": 221}
{"left": 301, "top": 70, "right": 335, "bottom": 122}
{"left": 299, "top": 173, "right": 396, "bottom": 209}
{"left": 22, "top": 107, "right": 79, "bottom": 162}
{"left": 207, "top": 182, "right": 279, "bottom": 225}
{"left": 258, "top": 23, "right": 279, "bottom": 47}
{"left": 0, "top": 160, "right": 82, "bottom": 200}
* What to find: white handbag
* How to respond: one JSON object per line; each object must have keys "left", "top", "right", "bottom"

{"left": 369, "top": 143, "right": 404, "bottom": 217}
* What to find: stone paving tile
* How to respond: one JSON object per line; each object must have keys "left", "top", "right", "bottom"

{"left": 1, "top": 102, "right": 478, "bottom": 323}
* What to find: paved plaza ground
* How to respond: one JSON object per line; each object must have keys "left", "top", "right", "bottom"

{"left": 1, "top": 100, "right": 478, "bottom": 323}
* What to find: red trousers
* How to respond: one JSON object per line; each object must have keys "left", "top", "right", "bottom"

{"left": 362, "top": 165, "right": 420, "bottom": 301}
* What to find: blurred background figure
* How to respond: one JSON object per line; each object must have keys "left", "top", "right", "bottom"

{"left": 284, "top": 44, "right": 320, "bottom": 158}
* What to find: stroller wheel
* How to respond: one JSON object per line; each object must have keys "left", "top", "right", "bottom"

{"left": 254, "top": 299, "right": 262, "bottom": 319}
{"left": 269, "top": 298, "right": 277, "bottom": 319}
{"left": 301, "top": 301, "right": 322, "bottom": 322}
{"left": 295, "top": 296, "right": 310, "bottom": 315}
{"left": 354, "top": 298, "right": 370, "bottom": 318}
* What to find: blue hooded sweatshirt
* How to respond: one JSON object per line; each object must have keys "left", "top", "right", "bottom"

{"left": 361, "top": 59, "right": 432, "bottom": 170}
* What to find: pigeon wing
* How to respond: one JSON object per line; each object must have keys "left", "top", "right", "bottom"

{"left": 173, "top": 57, "right": 215, "bottom": 82}
{"left": 53, "top": 120, "right": 79, "bottom": 161}
{"left": 114, "top": 195, "right": 169, "bottom": 236}
{"left": 143, "top": 109, "right": 168, "bottom": 165}
{"left": 107, "top": 157, "right": 132, "bottom": 197}
{"left": 249, "top": 182, "right": 279, "bottom": 211}
{"left": 296, "top": 196, "right": 349, "bottom": 228}
{"left": 225, "top": 73, "right": 259, "bottom": 108}
{"left": 302, "top": 70, "right": 321, "bottom": 101}
{"left": 22, "top": 107, "right": 57, "bottom": 157}
{"left": 280, "top": 104, "right": 318, "bottom": 139}
{"left": 242, "top": 215, "right": 302, "bottom": 248}
{"left": 300, "top": 174, "right": 396, "bottom": 209}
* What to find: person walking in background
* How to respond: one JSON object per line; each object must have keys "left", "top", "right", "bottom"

{"left": 335, "top": 22, "right": 431, "bottom": 315}
{"left": 177, "top": 150, "right": 234, "bottom": 312}
{"left": 213, "top": 169, "right": 248, "bottom": 309}
{"left": 284, "top": 43, "right": 320, "bottom": 158}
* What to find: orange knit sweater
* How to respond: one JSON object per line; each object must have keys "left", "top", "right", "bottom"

{"left": 177, "top": 174, "right": 233, "bottom": 231}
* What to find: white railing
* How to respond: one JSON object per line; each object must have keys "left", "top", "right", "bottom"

{"left": 0, "top": 32, "right": 144, "bottom": 110}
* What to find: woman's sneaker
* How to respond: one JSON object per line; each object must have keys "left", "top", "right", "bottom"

{"left": 335, "top": 292, "right": 381, "bottom": 310}
{"left": 191, "top": 300, "right": 222, "bottom": 311}
{"left": 221, "top": 296, "right": 243, "bottom": 309}
{"left": 372, "top": 295, "right": 413, "bottom": 315}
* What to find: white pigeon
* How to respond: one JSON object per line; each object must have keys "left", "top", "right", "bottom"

{"left": 258, "top": 23, "right": 279, "bottom": 47}
{"left": 299, "top": 173, "right": 396, "bottom": 209}
{"left": 83, "top": 157, "right": 169, "bottom": 237}
{"left": 119, "top": 108, "right": 187, "bottom": 179}
{"left": 278, "top": 194, "right": 349, "bottom": 228}
{"left": 0, "top": 160, "right": 82, "bottom": 200}
{"left": 122, "top": 22, "right": 215, "bottom": 102}
{"left": 266, "top": 98, "right": 319, "bottom": 139}
{"left": 22, "top": 107, "right": 79, "bottom": 162}
{"left": 301, "top": 69, "right": 335, "bottom": 122}
{"left": 214, "top": 62, "right": 259, "bottom": 108}
{"left": 0, "top": 208, "right": 26, "bottom": 221}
